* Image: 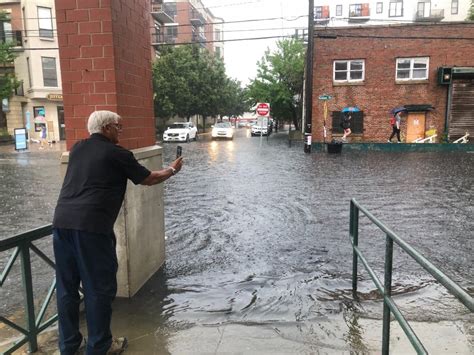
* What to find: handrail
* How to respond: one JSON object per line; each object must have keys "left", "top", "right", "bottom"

{"left": 412, "top": 134, "right": 437, "bottom": 143}
{"left": 453, "top": 132, "right": 469, "bottom": 144}
{"left": 349, "top": 199, "right": 473, "bottom": 355}
{"left": 0, "top": 225, "right": 56, "bottom": 354}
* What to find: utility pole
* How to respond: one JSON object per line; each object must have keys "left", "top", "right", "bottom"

{"left": 304, "top": 0, "right": 314, "bottom": 153}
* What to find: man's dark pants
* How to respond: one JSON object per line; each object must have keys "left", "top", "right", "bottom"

{"left": 53, "top": 228, "right": 118, "bottom": 355}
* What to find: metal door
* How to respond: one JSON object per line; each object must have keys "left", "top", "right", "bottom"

{"left": 57, "top": 106, "right": 65, "bottom": 140}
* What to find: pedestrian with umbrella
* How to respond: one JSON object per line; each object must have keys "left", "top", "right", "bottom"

{"left": 340, "top": 107, "right": 359, "bottom": 142}
{"left": 388, "top": 107, "right": 406, "bottom": 143}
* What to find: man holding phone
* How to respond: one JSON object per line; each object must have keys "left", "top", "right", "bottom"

{"left": 52, "top": 110, "right": 182, "bottom": 354}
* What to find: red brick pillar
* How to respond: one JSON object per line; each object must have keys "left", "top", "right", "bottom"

{"left": 55, "top": 0, "right": 155, "bottom": 150}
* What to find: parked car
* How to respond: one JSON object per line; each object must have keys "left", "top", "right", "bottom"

{"left": 163, "top": 122, "right": 198, "bottom": 142}
{"left": 250, "top": 116, "right": 271, "bottom": 136}
{"left": 212, "top": 122, "right": 234, "bottom": 140}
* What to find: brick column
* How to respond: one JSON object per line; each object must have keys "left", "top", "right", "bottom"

{"left": 55, "top": 0, "right": 155, "bottom": 150}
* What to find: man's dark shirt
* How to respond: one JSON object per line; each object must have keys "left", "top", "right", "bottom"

{"left": 53, "top": 134, "right": 151, "bottom": 234}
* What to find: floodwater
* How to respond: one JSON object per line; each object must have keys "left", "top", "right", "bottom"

{"left": 0, "top": 129, "right": 473, "bottom": 353}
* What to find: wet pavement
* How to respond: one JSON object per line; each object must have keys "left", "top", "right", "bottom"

{"left": 0, "top": 129, "right": 473, "bottom": 354}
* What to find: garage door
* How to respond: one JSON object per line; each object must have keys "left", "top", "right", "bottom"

{"left": 449, "top": 79, "right": 474, "bottom": 142}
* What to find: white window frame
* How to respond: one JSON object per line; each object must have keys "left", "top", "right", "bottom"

{"left": 376, "top": 2, "right": 383, "bottom": 14}
{"left": 333, "top": 59, "right": 365, "bottom": 83}
{"left": 37, "top": 6, "right": 53, "bottom": 38}
{"left": 336, "top": 4, "right": 342, "bottom": 16}
{"left": 395, "top": 57, "right": 429, "bottom": 81}
{"left": 451, "top": 0, "right": 458, "bottom": 14}
{"left": 41, "top": 56, "right": 58, "bottom": 87}
{"left": 389, "top": 0, "right": 403, "bottom": 17}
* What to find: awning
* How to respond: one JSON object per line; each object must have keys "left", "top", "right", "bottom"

{"left": 404, "top": 104, "right": 434, "bottom": 112}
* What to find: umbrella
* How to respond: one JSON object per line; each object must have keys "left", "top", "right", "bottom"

{"left": 342, "top": 106, "right": 360, "bottom": 113}
{"left": 390, "top": 106, "right": 407, "bottom": 115}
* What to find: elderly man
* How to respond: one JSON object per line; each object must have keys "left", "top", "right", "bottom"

{"left": 52, "top": 110, "right": 183, "bottom": 354}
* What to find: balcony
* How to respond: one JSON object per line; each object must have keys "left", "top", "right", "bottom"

{"left": 192, "top": 32, "right": 206, "bottom": 48}
{"left": 151, "top": 33, "right": 176, "bottom": 45}
{"left": 348, "top": 3, "right": 370, "bottom": 22}
{"left": 415, "top": 9, "right": 444, "bottom": 22}
{"left": 190, "top": 9, "right": 206, "bottom": 27}
{"left": 151, "top": 2, "right": 174, "bottom": 24}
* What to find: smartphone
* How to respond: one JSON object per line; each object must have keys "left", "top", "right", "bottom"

{"left": 176, "top": 145, "right": 182, "bottom": 159}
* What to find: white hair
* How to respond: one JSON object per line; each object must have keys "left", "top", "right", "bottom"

{"left": 87, "top": 110, "right": 121, "bottom": 134}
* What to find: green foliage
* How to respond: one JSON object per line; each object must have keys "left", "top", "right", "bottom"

{"left": 245, "top": 39, "right": 305, "bottom": 130}
{"left": 469, "top": 0, "right": 474, "bottom": 20}
{"left": 152, "top": 45, "right": 249, "bottom": 123}
{"left": 0, "top": 12, "right": 20, "bottom": 101}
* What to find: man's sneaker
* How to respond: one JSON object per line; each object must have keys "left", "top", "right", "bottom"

{"left": 387, "top": 140, "right": 392, "bottom": 143}
{"left": 107, "top": 337, "right": 128, "bottom": 354}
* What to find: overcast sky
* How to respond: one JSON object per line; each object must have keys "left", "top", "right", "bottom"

{"left": 202, "top": 0, "right": 309, "bottom": 86}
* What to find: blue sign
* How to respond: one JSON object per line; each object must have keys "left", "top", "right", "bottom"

{"left": 14, "top": 128, "right": 28, "bottom": 151}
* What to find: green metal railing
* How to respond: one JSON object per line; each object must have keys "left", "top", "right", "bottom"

{"left": 349, "top": 199, "right": 474, "bottom": 354}
{"left": 0, "top": 225, "right": 56, "bottom": 354}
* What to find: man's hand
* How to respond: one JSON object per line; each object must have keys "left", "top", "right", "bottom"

{"left": 140, "top": 156, "right": 184, "bottom": 186}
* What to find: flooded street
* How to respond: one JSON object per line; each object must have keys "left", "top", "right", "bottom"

{"left": 1, "top": 129, "right": 473, "bottom": 353}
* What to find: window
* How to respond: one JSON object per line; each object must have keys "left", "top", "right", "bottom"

{"left": 332, "top": 111, "right": 364, "bottom": 134}
{"left": 389, "top": 0, "right": 403, "bottom": 17}
{"left": 166, "top": 25, "right": 178, "bottom": 38}
{"left": 0, "top": 14, "right": 13, "bottom": 43}
{"left": 376, "top": 2, "right": 383, "bottom": 13}
{"left": 451, "top": 0, "right": 458, "bottom": 14}
{"left": 38, "top": 7, "right": 53, "bottom": 38}
{"left": 214, "top": 29, "right": 221, "bottom": 41}
{"left": 336, "top": 5, "right": 342, "bottom": 16}
{"left": 41, "top": 57, "right": 58, "bottom": 87}
{"left": 333, "top": 60, "right": 365, "bottom": 82}
{"left": 349, "top": 4, "right": 362, "bottom": 16}
{"left": 396, "top": 57, "right": 429, "bottom": 81}
{"left": 315, "top": 6, "right": 323, "bottom": 19}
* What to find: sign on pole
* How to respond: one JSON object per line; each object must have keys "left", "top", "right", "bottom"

{"left": 14, "top": 128, "right": 28, "bottom": 151}
{"left": 318, "top": 94, "right": 333, "bottom": 100}
{"left": 256, "top": 102, "right": 270, "bottom": 117}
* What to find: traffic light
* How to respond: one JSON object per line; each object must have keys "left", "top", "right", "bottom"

{"left": 438, "top": 67, "right": 452, "bottom": 85}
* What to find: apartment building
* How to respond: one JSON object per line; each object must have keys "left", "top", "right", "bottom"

{"left": 0, "top": 0, "right": 63, "bottom": 142}
{"left": 151, "top": 0, "right": 223, "bottom": 58}
{"left": 310, "top": 22, "right": 474, "bottom": 143}
{"left": 313, "top": 0, "right": 471, "bottom": 25}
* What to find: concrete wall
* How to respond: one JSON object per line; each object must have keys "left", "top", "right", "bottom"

{"left": 60, "top": 145, "right": 166, "bottom": 298}
{"left": 311, "top": 23, "right": 474, "bottom": 142}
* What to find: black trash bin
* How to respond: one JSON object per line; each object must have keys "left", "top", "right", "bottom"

{"left": 327, "top": 140, "right": 343, "bottom": 154}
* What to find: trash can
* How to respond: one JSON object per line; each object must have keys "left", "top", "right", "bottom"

{"left": 327, "top": 140, "right": 343, "bottom": 154}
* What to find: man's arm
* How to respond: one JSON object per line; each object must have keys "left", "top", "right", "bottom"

{"left": 140, "top": 157, "right": 183, "bottom": 186}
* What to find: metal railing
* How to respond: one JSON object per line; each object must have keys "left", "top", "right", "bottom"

{"left": 0, "top": 225, "right": 56, "bottom": 354}
{"left": 453, "top": 132, "right": 469, "bottom": 144}
{"left": 412, "top": 134, "right": 437, "bottom": 143}
{"left": 349, "top": 199, "right": 474, "bottom": 354}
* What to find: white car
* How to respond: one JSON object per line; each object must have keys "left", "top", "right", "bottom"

{"left": 163, "top": 122, "right": 198, "bottom": 142}
{"left": 212, "top": 122, "right": 234, "bottom": 140}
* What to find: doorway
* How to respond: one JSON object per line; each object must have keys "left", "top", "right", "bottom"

{"left": 406, "top": 112, "right": 426, "bottom": 143}
{"left": 57, "top": 106, "right": 65, "bottom": 140}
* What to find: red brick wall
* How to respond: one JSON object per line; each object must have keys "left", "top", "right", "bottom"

{"left": 55, "top": 0, "right": 155, "bottom": 150}
{"left": 312, "top": 23, "right": 474, "bottom": 142}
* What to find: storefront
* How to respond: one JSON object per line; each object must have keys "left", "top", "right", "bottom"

{"left": 22, "top": 94, "right": 64, "bottom": 143}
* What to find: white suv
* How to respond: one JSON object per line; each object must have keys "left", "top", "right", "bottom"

{"left": 163, "top": 122, "right": 198, "bottom": 142}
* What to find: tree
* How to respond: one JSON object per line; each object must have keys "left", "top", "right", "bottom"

{"left": 0, "top": 12, "right": 20, "bottom": 133}
{"left": 468, "top": 1, "right": 474, "bottom": 21}
{"left": 246, "top": 39, "right": 305, "bottom": 130}
{"left": 153, "top": 45, "right": 247, "bottom": 131}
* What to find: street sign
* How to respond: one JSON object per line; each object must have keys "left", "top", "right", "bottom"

{"left": 318, "top": 94, "right": 333, "bottom": 100}
{"left": 256, "top": 102, "right": 270, "bottom": 116}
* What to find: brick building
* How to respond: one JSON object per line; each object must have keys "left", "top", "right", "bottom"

{"left": 311, "top": 22, "right": 474, "bottom": 143}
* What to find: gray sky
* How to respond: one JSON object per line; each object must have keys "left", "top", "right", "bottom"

{"left": 202, "top": 0, "right": 309, "bottom": 86}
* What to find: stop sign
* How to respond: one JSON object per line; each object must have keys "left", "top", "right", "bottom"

{"left": 256, "top": 102, "right": 270, "bottom": 116}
